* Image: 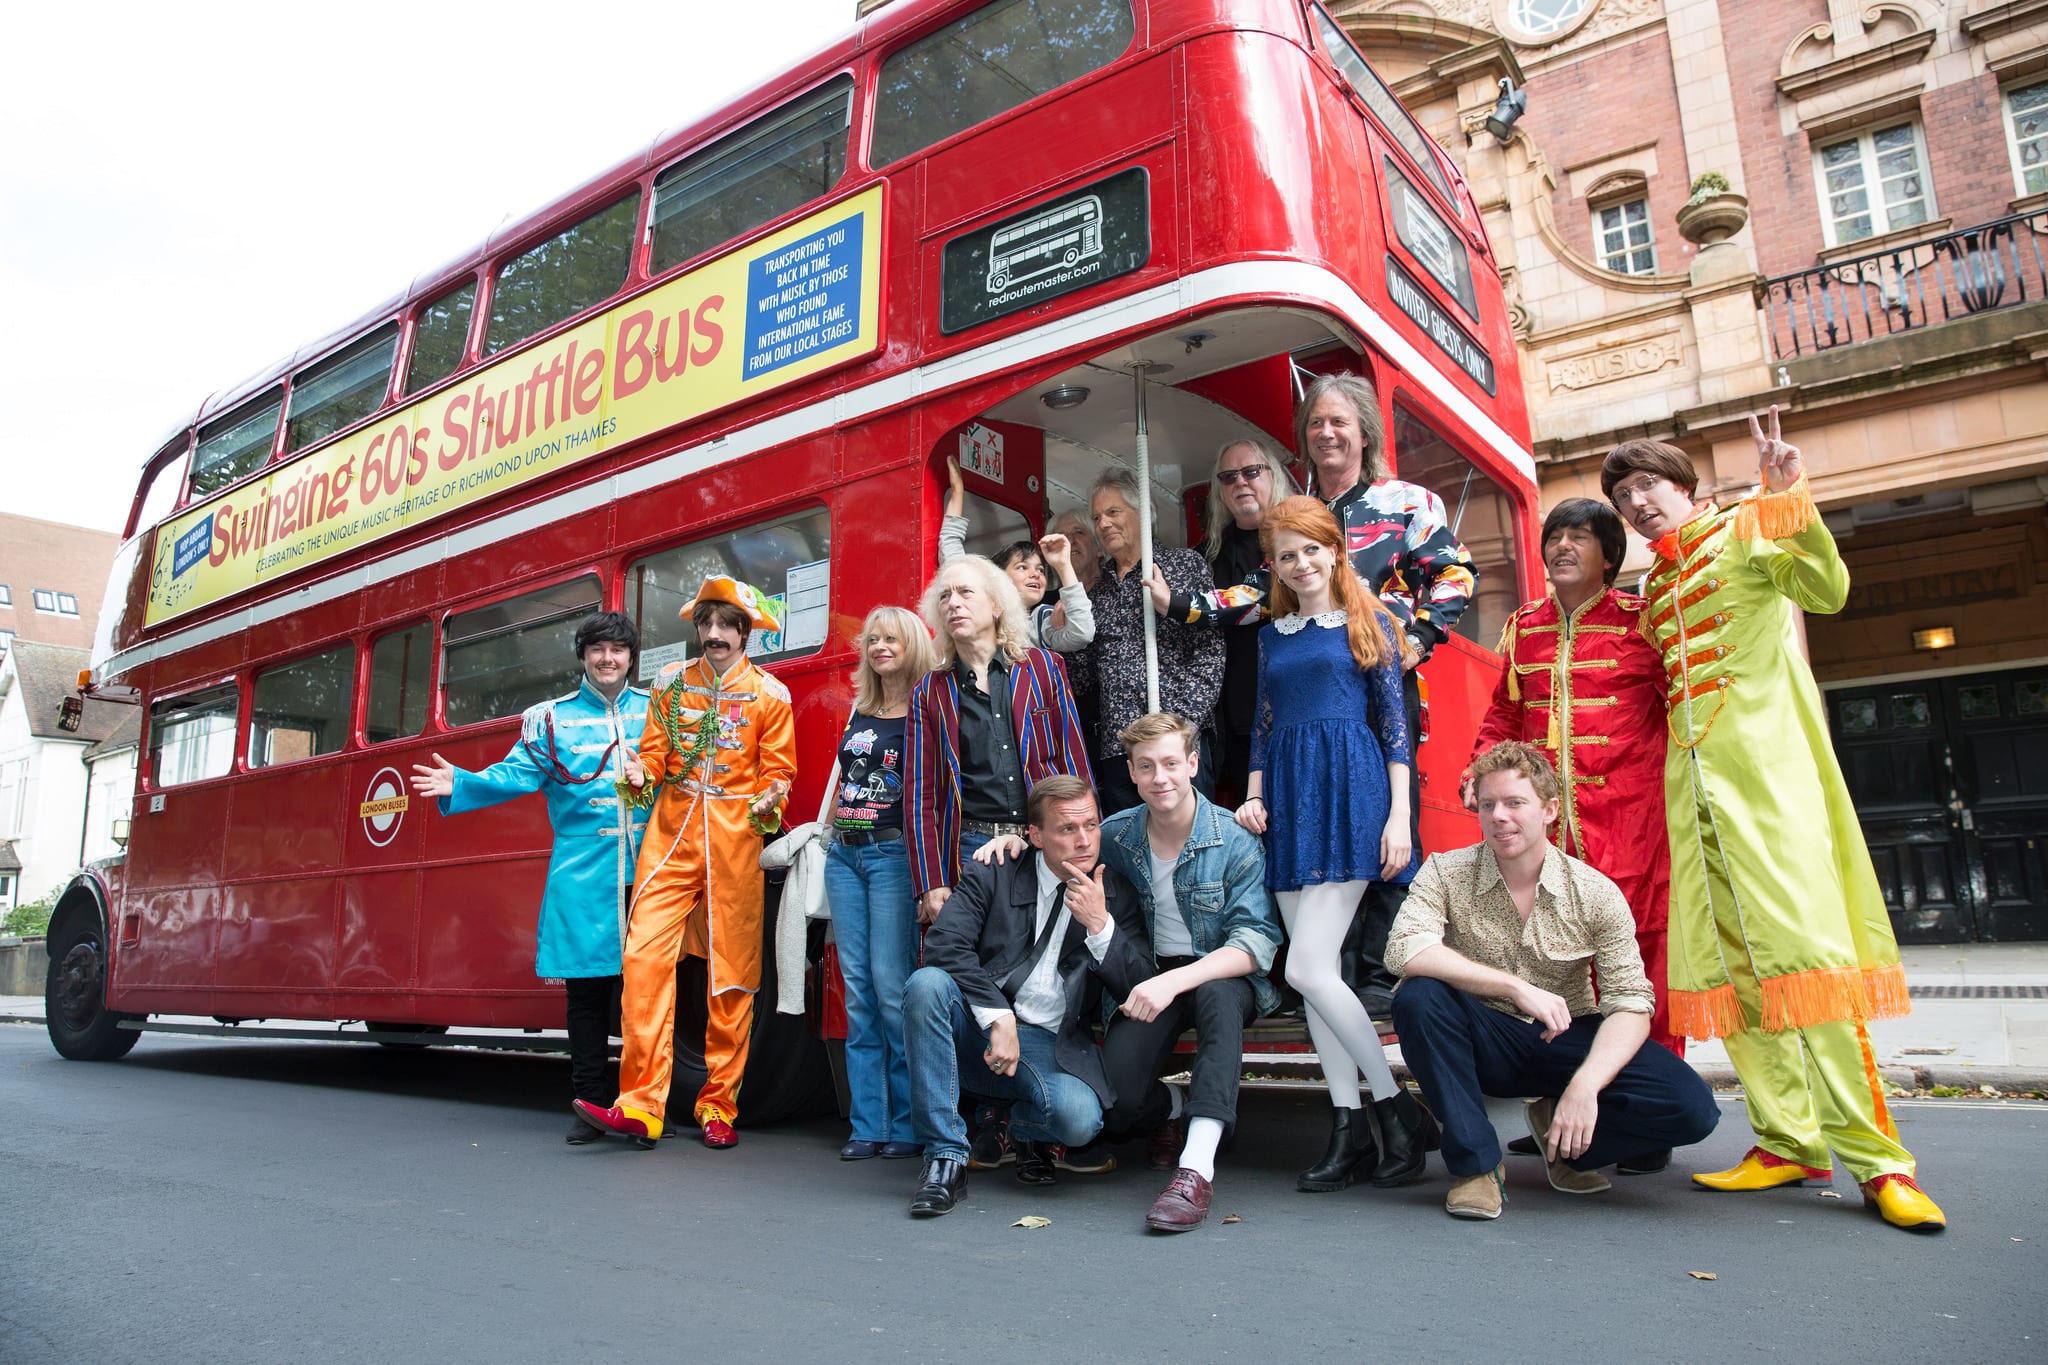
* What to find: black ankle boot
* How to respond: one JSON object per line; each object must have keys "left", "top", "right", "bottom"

{"left": 1298, "top": 1106, "right": 1377, "bottom": 1191}
{"left": 1369, "top": 1089, "right": 1438, "bottom": 1187}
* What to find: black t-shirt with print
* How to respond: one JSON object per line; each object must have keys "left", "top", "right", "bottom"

{"left": 833, "top": 713, "right": 907, "bottom": 831}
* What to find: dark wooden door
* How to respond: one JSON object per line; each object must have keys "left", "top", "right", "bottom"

{"left": 1828, "top": 665, "right": 2048, "bottom": 943}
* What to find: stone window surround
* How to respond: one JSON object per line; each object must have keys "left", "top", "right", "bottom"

{"left": 1810, "top": 119, "right": 1938, "bottom": 251}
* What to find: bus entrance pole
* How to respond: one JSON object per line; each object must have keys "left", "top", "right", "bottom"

{"left": 1131, "top": 361, "right": 1163, "bottom": 713}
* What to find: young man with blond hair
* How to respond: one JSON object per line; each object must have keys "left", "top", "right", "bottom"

{"left": 1097, "top": 711, "right": 1282, "bottom": 1232}
{"left": 1387, "top": 742, "right": 1718, "bottom": 1220}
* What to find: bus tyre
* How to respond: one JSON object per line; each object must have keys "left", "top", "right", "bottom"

{"left": 45, "top": 898, "right": 139, "bottom": 1062}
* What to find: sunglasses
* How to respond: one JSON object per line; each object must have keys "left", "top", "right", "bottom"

{"left": 1216, "top": 466, "right": 1266, "bottom": 485}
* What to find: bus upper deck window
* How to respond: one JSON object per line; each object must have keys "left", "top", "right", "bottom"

{"left": 149, "top": 684, "right": 239, "bottom": 787}
{"left": 367, "top": 622, "right": 431, "bottom": 744}
{"left": 189, "top": 388, "right": 283, "bottom": 498}
{"left": 870, "top": 0, "right": 1136, "bottom": 169}
{"left": 249, "top": 645, "right": 355, "bottom": 768}
{"left": 405, "top": 281, "right": 476, "bottom": 395}
{"left": 1311, "top": 7, "right": 1459, "bottom": 209}
{"left": 287, "top": 326, "right": 398, "bottom": 452}
{"left": 652, "top": 76, "right": 853, "bottom": 275}
{"left": 442, "top": 576, "right": 603, "bottom": 728}
{"left": 483, "top": 196, "right": 640, "bottom": 357}
{"left": 133, "top": 437, "right": 189, "bottom": 536}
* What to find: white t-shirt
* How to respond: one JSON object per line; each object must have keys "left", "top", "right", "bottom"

{"left": 1148, "top": 849, "right": 1196, "bottom": 959}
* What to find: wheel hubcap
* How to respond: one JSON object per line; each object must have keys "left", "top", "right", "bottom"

{"left": 55, "top": 941, "right": 103, "bottom": 1029}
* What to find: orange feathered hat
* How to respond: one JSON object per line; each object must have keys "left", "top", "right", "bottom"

{"left": 681, "top": 575, "right": 779, "bottom": 633}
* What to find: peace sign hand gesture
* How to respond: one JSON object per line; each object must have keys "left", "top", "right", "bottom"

{"left": 1750, "top": 403, "right": 1803, "bottom": 493}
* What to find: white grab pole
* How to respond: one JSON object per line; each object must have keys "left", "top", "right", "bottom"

{"left": 1134, "top": 364, "right": 1160, "bottom": 713}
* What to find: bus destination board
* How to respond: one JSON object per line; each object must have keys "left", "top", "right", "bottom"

{"left": 940, "top": 167, "right": 1150, "bottom": 335}
{"left": 1385, "top": 258, "right": 1495, "bottom": 395}
{"left": 144, "top": 185, "right": 887, "bottom": 628}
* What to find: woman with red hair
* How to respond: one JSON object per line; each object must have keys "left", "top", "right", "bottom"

{"left": 1237, "top": 496, "right": 1434, "bottom": 1191}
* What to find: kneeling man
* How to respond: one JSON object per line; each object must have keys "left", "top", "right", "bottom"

{"left": 1098, "top": 712, "right": 1282, "bottom": 1232}
{"left": 903, "top": 776, "right": 1152, "bottom": 1217}
{"left": 1387, "top": 741, "right": 1718, "bottom": 1220}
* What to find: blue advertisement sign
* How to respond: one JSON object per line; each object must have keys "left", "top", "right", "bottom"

{"left": 744, "top": 212, "right": 865, "bottom": 381}
{"left": 172, "top": 514, "right": 214, "bottom": 580}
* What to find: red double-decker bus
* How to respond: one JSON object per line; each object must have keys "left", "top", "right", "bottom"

{"left": 48, "top": 0, "right": 1538, "bottom": 1113}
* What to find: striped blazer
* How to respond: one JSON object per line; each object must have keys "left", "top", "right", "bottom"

{"left": 906, "top": 646, "right": 1093, "bottom": 897}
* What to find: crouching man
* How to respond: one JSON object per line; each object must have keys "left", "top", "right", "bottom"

{"left": 902, "top": 776, "right": 1153, "bottom": 1217}
{"left": 1387, "top": 742, "right": 1718, "bottom": 1220}
{"left": 1097, "top": 712, "right": 1282, "bottom": 1233}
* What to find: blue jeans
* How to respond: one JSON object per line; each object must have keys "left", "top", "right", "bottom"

{"left": 902, "top": 966, "right": 1103, "bottom": 1163}
{"left": 825, "top": 838, "right": 919, "bottom": 1144}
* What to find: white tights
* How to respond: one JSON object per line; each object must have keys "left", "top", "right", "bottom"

{"left": 1278, "top": 879, "right": 1399, "bottom": 1109}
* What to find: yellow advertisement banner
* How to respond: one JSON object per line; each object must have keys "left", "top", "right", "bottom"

{"left": 146, "top": 184, "right": 886, "bottom": 626}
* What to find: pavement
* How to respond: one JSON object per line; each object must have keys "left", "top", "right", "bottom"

{"left": 2, "top": 1024, "right": 2041, "bottom": 1363}
{"left": 7, "top": 942, "right": 2047, "bottom": 1094}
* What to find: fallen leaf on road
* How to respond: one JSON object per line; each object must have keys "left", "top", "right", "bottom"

{"left": 1817, "top": 1191, "right": 1841, "bottom": 1199}
{"left": 1012, "top": 1216, "right": 1051, "bottom": 1229}
{"left": 1221, "top": 1214, "right": 1242, "bottom": 1224}
{"left": 1687, "top": 1272, "right": 1717, "bottom": 1281}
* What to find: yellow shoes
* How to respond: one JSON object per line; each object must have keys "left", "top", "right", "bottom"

{"left": 572, "top": 1100, "right": 664, "bottom": 1148}
{"left": 1691, "top": 1145, "right": 1830, "bottom": 1192}
{"left": 1861, "top": 1173, "right": 1947, "bottom": 1234}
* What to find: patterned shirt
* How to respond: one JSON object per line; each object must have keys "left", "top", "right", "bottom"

{"left": 1326, "top": 478, "right": 1479, "bottom": 653}
{"left": 1071, "top": 548, "right": 1225, "bottom": 756}
{"left": 1385, "top": 842, "right": 1654, "bottom": 1021}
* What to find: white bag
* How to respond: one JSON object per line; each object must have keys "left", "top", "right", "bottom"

{"left": 758, "top": 713, "right": 849, "bottom": 1015}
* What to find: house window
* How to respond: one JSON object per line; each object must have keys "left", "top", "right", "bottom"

{"left": 1814, "top": 123, "right": 1933, "bottom": 246}
{"left": 2006, "top": 80, "right": 2048, "bottom": 197}
{"left": 1595, "top": 198, "right": 1657, "bottom": 275}
{"left": 57, "top": 594, "right": 78, "bottom": 616}
{"left": 0, "top": 584, "right": 11, "bottom": 606}
{"left": 32, "top": 591, "right": 78, "bottom": 616}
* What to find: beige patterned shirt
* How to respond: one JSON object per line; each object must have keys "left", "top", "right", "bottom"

{"left": 1385, "top": 843, "right": 1654, "bottom": 1021}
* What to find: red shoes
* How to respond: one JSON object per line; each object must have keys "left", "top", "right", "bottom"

{"left": 571, "top": 1100, "right": 662, "bottom": 1149}
{"left": 698, "top": 1105, "right": 739, "bottom": 1149}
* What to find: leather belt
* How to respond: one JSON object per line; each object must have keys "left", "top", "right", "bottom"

{"left": 834, "top": 826, "right": 903, "bottom": 847}
{"left": 961, "top": 819, "right": 1026, "bottom": 839}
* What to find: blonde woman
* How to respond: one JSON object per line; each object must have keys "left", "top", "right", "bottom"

{"left": 825, "top": 606, "right": 939, "bottom": 1161}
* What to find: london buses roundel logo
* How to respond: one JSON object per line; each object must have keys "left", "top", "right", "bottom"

{"left": 359, "top": 766, "right": 410, "bottom": 846}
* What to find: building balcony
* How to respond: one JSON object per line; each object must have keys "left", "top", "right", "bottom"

{"left": 1762, "top": 211, "right": 2048, "bottom": 364}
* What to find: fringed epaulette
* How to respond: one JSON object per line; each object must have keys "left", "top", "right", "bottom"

{"left": 1732, "top": 473, "right": 1818, "bottom": 541}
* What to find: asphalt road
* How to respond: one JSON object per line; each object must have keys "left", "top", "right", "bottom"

{"left": 2, "top": 1021, "right": 2041, "bottom": 1364}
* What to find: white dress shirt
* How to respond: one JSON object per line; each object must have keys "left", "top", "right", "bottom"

{"left": 973, "top": 855, "right": 1116, "bottom": 1031}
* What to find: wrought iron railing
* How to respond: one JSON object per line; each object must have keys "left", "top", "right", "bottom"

{"left": 1761, "top": 210, "right": 2048, "bottom": 359}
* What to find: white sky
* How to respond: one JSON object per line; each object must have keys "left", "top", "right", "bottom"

{"left": 0, "top": 0, "right": 858, "bottom": 535}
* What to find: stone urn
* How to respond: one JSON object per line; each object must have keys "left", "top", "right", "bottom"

{"left": 1677, "top": 192, "right": 1749, "bottom": 247}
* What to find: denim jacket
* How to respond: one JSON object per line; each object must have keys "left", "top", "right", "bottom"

{"left": 1100, "top": 792, "right": 1283, "bottom": 1015}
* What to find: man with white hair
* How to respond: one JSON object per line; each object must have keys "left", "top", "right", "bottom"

{"left": 1072, "top": 468, "right": 1224, "bottom": 815}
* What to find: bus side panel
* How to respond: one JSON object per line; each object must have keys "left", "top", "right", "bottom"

{"left": 1181, "top": 32, "right": 1335, "bottom": 277}
{"left": 216, "top": 876, "right": 336, "bottom": 994}
{"left": 413, "top": 726, "right": 553, "bottom": 999}
{"left": 442, "top": 514, "right": 610, "bottom": 605}
{"left": 363, "top": 564, "right": 442, "bottom": 627}
{"left": 1415, "top": 635, "right": 1496, "bottom": 858}
{"left": 222, "top": 764, "right": 347, "bottom": 881}
{"left": 115, "top": 885, "right": 221, "bottom": 993}
{"left": 337, "top": 870, "right": 420, "bottom": 994}
{"left": 259, "top": 591, "right": 361, "bottom": 659}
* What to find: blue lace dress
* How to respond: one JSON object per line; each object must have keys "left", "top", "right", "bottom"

{"left": 1252, "top": 610, "right": 1415, "bottom": 892}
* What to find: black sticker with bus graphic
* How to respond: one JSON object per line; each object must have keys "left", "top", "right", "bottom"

{"left": 940, "top": 167, "right": 1151, "bottom": 334}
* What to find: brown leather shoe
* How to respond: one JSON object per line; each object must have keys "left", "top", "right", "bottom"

{"left": 1144, "top": 1168, "right": 1213, "bottom": 1233}
{"left": 1146, "top": 1118, "right": 1185, "bottom": 1172}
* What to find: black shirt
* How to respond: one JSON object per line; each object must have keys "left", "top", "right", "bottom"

{"left": 1210, "top": 522, "right": 1267, "bottom": 737}
{"left": 833, "top": 713, "right": 907, "bottom": 831}
{"left": 955, "top": 655, "right": 1027, "bottom": 824}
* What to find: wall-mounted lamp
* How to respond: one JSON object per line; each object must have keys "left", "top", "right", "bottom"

{"left": 1041, "top": 385, "right": 1090, "bottom": 410}
{"left": 1911, "top": 625, "right": 1956, "bottom": 651}
{"left": 1485, "top": 77, "right": 1527, "bottom": 142}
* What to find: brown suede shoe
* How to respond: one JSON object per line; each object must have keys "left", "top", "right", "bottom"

{"left": 1524, "top": 1098, "right": 1611, "bottom": 1195}
{"left": 1144, "top": 1168, "right": 1213, "bottom": 1233}
{"left": 1445, "top": 1164, "right": 1506, "bottom": 1220}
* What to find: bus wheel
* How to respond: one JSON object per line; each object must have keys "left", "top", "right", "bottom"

{"left": 372, "top": 1023, "right": 449, "bottom": 1049}
{"left": 45, "top": 903, "right": 139, "bottom": 1061}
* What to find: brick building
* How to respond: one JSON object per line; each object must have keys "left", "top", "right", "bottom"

{"left": 0, "top": 513, "right": 118, "bottom": 657}
{"left": 1332, "top": 0, "right": 2047, "bottom": 942}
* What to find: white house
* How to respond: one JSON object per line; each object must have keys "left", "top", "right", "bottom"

{"left": 0, "top": 640, "right": 130, "bottom": 906}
